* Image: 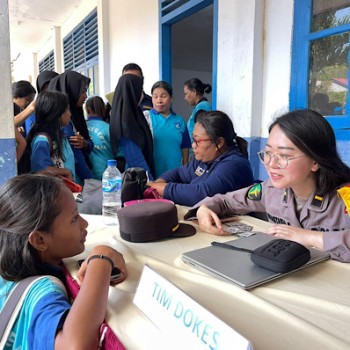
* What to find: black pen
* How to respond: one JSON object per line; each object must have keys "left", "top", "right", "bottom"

{"left": 211, "top": 241, "right": 252, "bottom": 253}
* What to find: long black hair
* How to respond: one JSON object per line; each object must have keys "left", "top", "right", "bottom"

{"left": 26, "top": 91, "right": 69, "bottom": 161}
{"left": 0, "top": 174, "right": 65, "bottom": 282}
{"left": 196, "top": 110, "right": 248, "bottom": 158}
{"left": 85, "top": 95, "right": 106, "bottom": 118}
{"left": 184, "top": 78, "right": 212, "bottom": 97}
{"left": 269, "top": 109, "right": 350, "bottom": 194}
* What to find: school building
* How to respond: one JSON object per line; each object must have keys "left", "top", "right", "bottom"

{"left": 1, "top": 0, "right": 349, "bottom": 185}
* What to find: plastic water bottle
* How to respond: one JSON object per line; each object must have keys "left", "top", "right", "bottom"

{"left": 102, "top": 159, "right": 122, "bottom": 226}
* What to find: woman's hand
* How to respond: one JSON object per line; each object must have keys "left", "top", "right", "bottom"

{"left": 197, "top": 205, "right": 229, "bottom": 236}
{"left": 147, "top": 181, "right": 167, "bottom": 196}
{"left": 77, "top": 245, "right": 127, "bottom": 285}
{"left": 69, "top": 132, "right": 88, "bottom": 149}
{"left": 266, "top": 224, "right": 324, "bottom": 249}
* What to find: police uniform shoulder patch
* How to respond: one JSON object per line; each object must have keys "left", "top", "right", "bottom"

{"left": 247, "top": 183, "right": 262, "bottom": 201}
{"left": 337, "top": 184, "right": 350, "bottom": 216}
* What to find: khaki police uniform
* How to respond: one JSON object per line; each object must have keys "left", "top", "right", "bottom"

{"left": 189, "top": 179, "right": 350, "bottom": 262}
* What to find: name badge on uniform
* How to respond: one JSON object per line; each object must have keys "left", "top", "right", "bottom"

{"left": 195, "top": 166, "right": 205, "bottom": 177}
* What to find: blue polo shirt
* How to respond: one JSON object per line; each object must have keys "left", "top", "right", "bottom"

{"left": 187, "top": 99, "right": 212, "bottom": 144}
{"left": 160, "top": 147, "right": 254, "bottom": 206}
{"left": 147, "top": 109, "right": 191, "bottom": 178}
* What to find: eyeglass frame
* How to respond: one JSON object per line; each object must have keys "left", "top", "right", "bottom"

{"left": 192, "top": 138, "right": 213, "bottom": 147}
{"left": 257, "top": 150, "right": 306, "bottom": 169}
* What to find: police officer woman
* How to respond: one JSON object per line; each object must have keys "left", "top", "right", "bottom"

{"left": 191, "top": 109, "right": 350, "bottom": 262}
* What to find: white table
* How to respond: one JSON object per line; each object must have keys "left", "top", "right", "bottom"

{"left": 64, "top": 206, "right": 350, "bottom": 350}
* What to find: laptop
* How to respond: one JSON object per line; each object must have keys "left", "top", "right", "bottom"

{"left": 182, "top": 232, "right": 330, "bottom": 290}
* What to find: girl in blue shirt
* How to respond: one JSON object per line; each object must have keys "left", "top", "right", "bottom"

{"left": 145, "top": 81, "right": 191, "bottom": 178}
{"left": 109, "top": 74, "right": 155, "bottom": 179}
{"left": 26, "top": 91, "right": 75, "bottom": 180}
{"left": 0, "top": 174, "right": 127, "bottom": 349}
{"left": 86, "top": 96, "right": 120, "bottom": 179}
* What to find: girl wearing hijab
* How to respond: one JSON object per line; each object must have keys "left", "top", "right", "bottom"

{"left": 36, "top": 70, "right": 59, "bottom": 93}
{"left": 109, "top": 74, "right": 155, "bottom": 180}
{"left": 48, "top": 71, "right": 93, "bottom": 183}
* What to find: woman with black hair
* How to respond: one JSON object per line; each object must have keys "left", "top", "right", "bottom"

{"left": 184, "top": 78, "right": 212, "bottom": 145}
{"left": 193, "top": 109, "right": 350, "bottom": 262}
{"left": 148, "top": 110, "right": 254, "bottom": 206}
{"left": 146, "top": 80, "right": 191, "bottom": 178}
{"left": 12, "top": 80, "right": 36, "bottom": 136}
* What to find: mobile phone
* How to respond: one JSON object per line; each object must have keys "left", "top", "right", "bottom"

{"left": 77, "top": 259, "right": 121, "bottom": 281}
{"left": 222, "top": 222, "right": 253, "bottom": 235}
{"left": 58, "top": 175, "right": 83, "bottom": 193}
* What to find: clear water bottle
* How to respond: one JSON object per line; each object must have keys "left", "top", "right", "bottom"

{"left": 102, "top": 159, "right": 122, "bottom": 226}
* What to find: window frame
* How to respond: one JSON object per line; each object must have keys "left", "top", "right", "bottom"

{"left": 291, "top": 0, "right": 350, "bottom": 139}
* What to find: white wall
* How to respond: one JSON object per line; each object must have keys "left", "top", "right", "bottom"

{"left": 107, "top": 0, "right": 159, "bottom": 95}
{"left": 261, "top": 0, "right": 294, "bottom": 137}
{"left": 216, "top": 0, "right": 294, "bottom": 138}
{"left": 216, "top": 0, "right": 264, "bottom": 138}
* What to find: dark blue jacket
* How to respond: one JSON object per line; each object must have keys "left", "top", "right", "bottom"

{"left": 160, "top": 147, "right": 254, "bottom": 206}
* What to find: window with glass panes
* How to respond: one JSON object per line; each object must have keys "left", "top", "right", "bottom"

{"left": 291, "top": 0, "right": 350, "bottom": 138}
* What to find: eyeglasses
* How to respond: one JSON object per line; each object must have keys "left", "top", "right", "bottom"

{"left": 192, "top": 138, "right": 212, "bottom": 147}
{"left": 257, "top": 150, "right": 306, "bottom": 169}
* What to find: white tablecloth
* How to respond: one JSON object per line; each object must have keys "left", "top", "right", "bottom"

{"left": 64, "top": 206, "right": 350, "bottom": 350}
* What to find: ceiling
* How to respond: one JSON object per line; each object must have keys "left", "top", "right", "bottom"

{"left": 8, "top": 0, "right": 212, "bottom": 72}
{"left": 8, "top": 0, "right": 83, "bottom": 62}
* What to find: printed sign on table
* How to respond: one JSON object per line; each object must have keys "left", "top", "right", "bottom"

{"left": 134, "top": 265, "right": 253, "bottom": 350}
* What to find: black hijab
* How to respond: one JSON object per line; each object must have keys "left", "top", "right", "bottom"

{"left": 36, "top": 71, "right": 59, "bottom": 93}
{"left": 48, "top": 71, "right": 91, "bottom": 140}
{"left": 110, "top": 74, "right": 154, "bottom": 176}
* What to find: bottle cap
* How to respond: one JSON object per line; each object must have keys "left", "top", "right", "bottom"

{"left": 107, "top": 159, "right": 117, "bottom": 167}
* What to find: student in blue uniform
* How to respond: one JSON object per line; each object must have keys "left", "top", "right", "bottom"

{"left": 144, "top": 81, "right": 191, "bottom": 178}
{"left": 12, "top": 80, "right": 36, "bottom": 137}
{"left": 36, "top": 70, "right": 59, "bottom": 93}
{"left": 26, "top": 91, "right": 75, "bottom": 181}
{"left": 0, "top": 174, "right": 127, "bottom": 348}
{"left": 148, "top": 110, "right": 254, "bottom": 206}
{"left": 122, "top": 63, "right": 153, "bottom": 112}
{"left": 109, "top": 74, "right": 155, "bottom": 179}
{"left": 184, "top": 78, "right": 212, "bottom": 146}
{"left": 86, "top": 96, "right": 120, "bottom": 179}
{"left": 48, "top": 71, "right": 93, "bottom": 183}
